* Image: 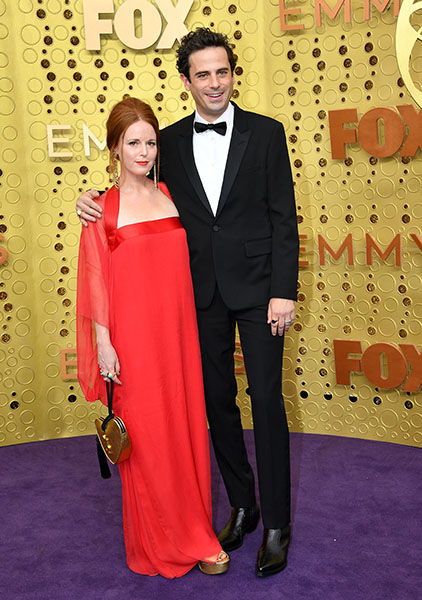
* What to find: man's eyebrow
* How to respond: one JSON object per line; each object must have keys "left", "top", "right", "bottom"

{"left": 194, "top": 67, "right": 229, "bottom": 76}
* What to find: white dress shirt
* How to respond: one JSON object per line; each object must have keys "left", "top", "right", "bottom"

{"left": 192, "top": 103, "right": 234, "bottom": 216}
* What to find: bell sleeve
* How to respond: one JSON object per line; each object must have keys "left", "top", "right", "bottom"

{"left": 76, "top": 204, "right": 110, "bottom": 406}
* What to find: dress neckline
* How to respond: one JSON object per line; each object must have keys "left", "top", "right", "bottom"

{"left": 115, "top": 183, "right": 178, "bottom": 230}
{"left": 116, "top": 216, "right": 179, "bottom": 231}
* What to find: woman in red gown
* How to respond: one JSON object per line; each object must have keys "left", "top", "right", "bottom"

{"left": 77, "top": 97, "right": 229, "bottom": 578}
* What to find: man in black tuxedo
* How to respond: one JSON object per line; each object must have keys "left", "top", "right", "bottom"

{"left": 76, "top": 28, "right": 298, "bottom": 577}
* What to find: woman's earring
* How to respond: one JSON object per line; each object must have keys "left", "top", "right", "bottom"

{"left": 153, "top": 161, "right": 157, "bottom": 190}
{"left": 113, "top": 151, "right": 120, "bottom": 189}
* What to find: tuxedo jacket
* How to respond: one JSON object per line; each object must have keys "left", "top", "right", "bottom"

{"left": 160, "top": 102, "right": 299, "bottom": 311}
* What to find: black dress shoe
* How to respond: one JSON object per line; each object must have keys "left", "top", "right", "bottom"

{"left": 256, "top": 525, "right": 290, "bottom": 577}
{"left": 218, "top": 504, "right": 260, "bottom": 552}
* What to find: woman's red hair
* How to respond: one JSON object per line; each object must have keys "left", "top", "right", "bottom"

{"left": 106, "top": 97, "right": 160, "bottom": 181}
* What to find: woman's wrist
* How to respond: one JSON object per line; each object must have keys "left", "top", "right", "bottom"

{"left": 95, "top": 323, "right": 111, "bottom": 345}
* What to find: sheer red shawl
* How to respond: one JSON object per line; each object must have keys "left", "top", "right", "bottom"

{"left": 76, "top": 183, "right": 173, "bottom": 404}
{"left": 76, "top": 190, "right": 111, "bottom": 405}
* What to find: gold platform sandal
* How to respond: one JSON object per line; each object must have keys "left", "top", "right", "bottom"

{"left": 198, "top": 551, "right": 230, "bottom": 575}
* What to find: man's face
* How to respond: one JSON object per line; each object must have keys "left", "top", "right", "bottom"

{"left": 180, "top": 46, "right": 235, "bottom": 122}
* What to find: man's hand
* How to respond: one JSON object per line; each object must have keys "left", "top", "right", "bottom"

{"left": 76, "top": 190, "right": 103, "bottom": 227}
{"left": 267, "top": 298, "right": 295, "bottom": 336}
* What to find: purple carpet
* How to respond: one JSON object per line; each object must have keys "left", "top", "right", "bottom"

{"left": 1, "top": 431, "right": 421, "bottom": 599}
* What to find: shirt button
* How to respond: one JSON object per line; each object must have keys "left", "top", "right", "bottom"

{"left": 213, "top": 225, "right": 220, "bottom": 232}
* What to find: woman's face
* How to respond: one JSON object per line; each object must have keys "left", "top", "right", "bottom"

{"left": 117, "top": 119, "right": 157, "bottom": 182}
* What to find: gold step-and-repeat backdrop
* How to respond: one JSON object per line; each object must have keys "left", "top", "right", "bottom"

{"left": 0, "top": 0, "right": 421, "bottom": 447}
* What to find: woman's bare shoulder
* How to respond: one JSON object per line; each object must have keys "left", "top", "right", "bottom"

{"left": 155, "top": 183, "right": 178, "bottom": 216}
{"left": 157, "top": 181, "right": 172, "bottom": 200}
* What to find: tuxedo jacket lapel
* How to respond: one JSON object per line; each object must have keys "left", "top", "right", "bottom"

{"left": 216, "top": 107, "right": 250, "bottom": 217}
{"left": 175, "top": 104, "right": 250, "bottom": 219}
{"left": 177, "top": 114, "right": 214, "bottom": 216}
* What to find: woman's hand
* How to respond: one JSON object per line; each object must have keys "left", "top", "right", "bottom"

{"left": 96, "top": 332, "right": 122, "bottom": 385}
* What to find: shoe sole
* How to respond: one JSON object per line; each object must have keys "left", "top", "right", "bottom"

{"left": 255, "top": 560, "right": 287, "bottom": 578}
{"left": 198, "top": 561, "right": 230, "bottom": 575}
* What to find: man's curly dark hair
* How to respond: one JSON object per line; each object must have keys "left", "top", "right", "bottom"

{"left": 176, "top": 27, "right": 237, "bottom": 81}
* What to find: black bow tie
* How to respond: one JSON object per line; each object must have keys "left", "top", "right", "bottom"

{"left": 194, "top": 121, "right": 227, "bottom": 136}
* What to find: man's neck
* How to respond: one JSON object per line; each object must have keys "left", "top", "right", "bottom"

{"left": 195, "top": 102, "right": 233, "bottom": 124}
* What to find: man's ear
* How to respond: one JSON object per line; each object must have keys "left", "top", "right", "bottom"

{"left": 180, "top": 73, "right": 190, "bottom": 92}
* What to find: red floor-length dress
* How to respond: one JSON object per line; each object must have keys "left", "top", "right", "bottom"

{"left": 77, "top": 183, "right": 221, "bottom": 578}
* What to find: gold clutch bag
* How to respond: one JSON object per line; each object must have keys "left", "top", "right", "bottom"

{"left": 95, "top": 414, "right": 131, "bottom": 465}
{"left": 95, "top": 379, "right": 131, "bottom": 466}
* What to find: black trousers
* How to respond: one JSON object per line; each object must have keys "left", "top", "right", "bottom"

{"left": 196, "top": 287, "right": 291, "bottom": 529}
